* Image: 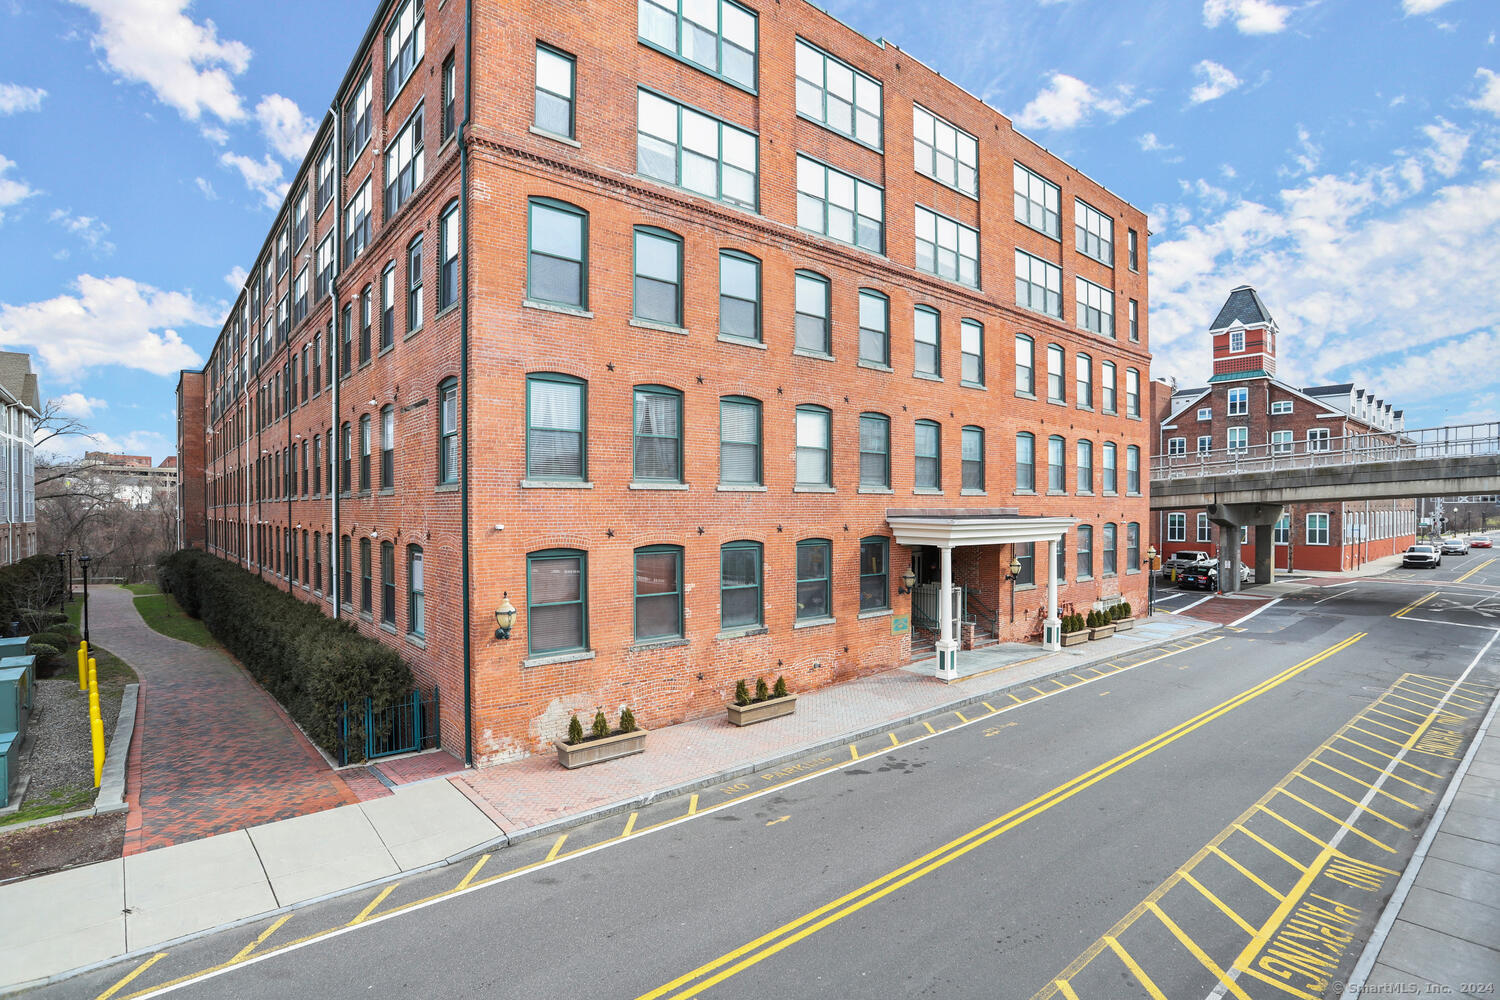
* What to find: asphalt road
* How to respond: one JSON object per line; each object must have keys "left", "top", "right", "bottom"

{"left": 53, "top": 567, "right": 1500, "bottom": 1000}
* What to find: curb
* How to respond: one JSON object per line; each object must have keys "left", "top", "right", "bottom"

{"left": 95, "top": 683, "right": 137, "bottom": 815}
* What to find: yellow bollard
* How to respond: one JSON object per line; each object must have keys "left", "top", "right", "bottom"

{"left": 91, "top": 716, "right": 105, "bottom": 788}
{"left": 77, "top": 643, "right": 88, "bottom": 692}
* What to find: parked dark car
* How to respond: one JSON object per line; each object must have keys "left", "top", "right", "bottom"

{"left": 1402, "top": 544, "right": 1442, "bottom": 568}
{"left": 1178, "top": 565, "right": 1217, "bottom": 590}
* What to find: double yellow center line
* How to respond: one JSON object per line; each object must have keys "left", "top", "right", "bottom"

{"left": 635, "top": 632, "right": 1367, "bottom": 1000}
{"left": 1391, "top": 590, "right": 1437, "bottom": 618}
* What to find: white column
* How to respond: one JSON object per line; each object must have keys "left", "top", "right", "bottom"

{"left": 935, "top": 544, "right": 959, "bottom": 679}
{"left": 1043, "top": 538, "right": 1061, "bottom": 651}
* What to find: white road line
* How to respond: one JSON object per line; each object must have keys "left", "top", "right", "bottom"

{"left": 1174, "top": 594, "right": 1216, "bottom": 615}
{"left": 1396, "top": 615, "right": 1500, "bottom": 631}
{"left": 1227, "top": 598, "right": 1281, "bottom": 628}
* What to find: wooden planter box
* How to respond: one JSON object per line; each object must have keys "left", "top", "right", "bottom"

{"left": 727, "top": 694, "right": 797, "bottom": 727}
{"left": 555, "top": 729, "right": 648, "bottom": 769}
{"left": 1089, "top": 624, "right": 1116, "bottom": 640}
{"left": 1114, "top": 617, "right": 1135, "bottom": 632}
{"left": 1061, "top": 631, "right": 1089, "bottom": 647}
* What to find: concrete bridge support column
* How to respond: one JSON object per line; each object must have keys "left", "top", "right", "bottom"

{"left": 1207, "top": 502, "right": 1286, "bottom": 591}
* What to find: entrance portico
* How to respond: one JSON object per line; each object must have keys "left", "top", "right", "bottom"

{"left": 887, "top": 508, "right": 1077, "bottom": 680}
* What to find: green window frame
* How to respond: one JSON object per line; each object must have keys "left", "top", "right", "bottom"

{"left": 795, "top": 405, "right": 831, "bottom": 487}
{"left": 961, "top": 426, "right": 984, "bottom": 492}
{"left": 1126, "top": 522, "right": 1141, "bottom": 574}
{"left": 796, "top": 155, "right": 883, "bottom": 253}
{"left": 360, "top": 537, "right": 372, "bottom": 614}
{"left": 796, "top": 538, "right": 832, "bottom": 621}
{"left": 1076, "top": 438, "right": 1093, "bottom": 493}
{"left": 527, "top": 548, "right": 588, "bottom": 656}
{"left": 794, "top": 38, "right": 882, "bottom": 149}
{"left": 914, "top": 305, "right": 940, "bottom": 377}
{"left": 380, "top": 541, "right": 396, "bottom": 625}
{"left": 341, "top": 534, "right": 352, "bottom": 606}
{"left": 633, "top": 227, "right": 683, "bottom": 327}
{"left": 914, "top": 419, "right": 941, "bottom": 490}
{"left": 1015, "top": 542, "right": 1035, "bottom": 586}
{"left": 527, "top": 198, "right": 588, "bottom": 309}
{"left": 637, "top": 0, "right": 758, "bottom": 91}
{"left": 720, "top": 540, "right": 763, "bottom": 629}
{"left": 1048, "top": 434, "right": 1065, "bottom": 493}
{"left": 634, "top": 545, "right": 684, "bottom": 642}
{"left": 1077, "top": 525, "right": 1093, "bottom": 580}
{"left": 636, "top": 88, "right": 758, "bottom": 211}
{"left": 527, "top": 373, "right": 587, "bottom": 481}
{"left": 719, "top": 250, "right": 760, "bottom": 342}
{"left": 1127, "top": 445, "right": 1141, "bottom": 494}
{"left": 1102, "top": 523, "right": 1118, "bottom": 576}
{"left": 858, "top": 289, "right": 889, "bottom": 367}
{"left": 719, "top": 395, "right": 761, "bottom": 486}
{"left": 794, "top": 270, "right": 830, "bottom": 355}
{"left": 913, "top": 104, "right": 978, "bottom": 196}
{"left": 858, "top": 412, "right": 890, "bottom": 489}
{"left": 1076, "top": 353, "right": 1093, "bottom": 408}
{"left": 633, "top": 384, "right": 683, "bottom": 483}
{"left": 960, "top": 319, "right": 983, "bottom": 386}
{"left": 1076, "top": 276, "right": 1114, "bottom": 338}
{"left": 1014, "top": 161, "right": 1060, "bottom": 239}
{"left": 859, "top": 536, "right": 889, "bottom": 612}
{"left": 407, "top": 544, "right": 425, "bottom": 637}
{"left": 1075, "top": 197, "right": 1114, "bottom": 266}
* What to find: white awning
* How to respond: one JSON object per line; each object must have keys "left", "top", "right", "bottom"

{"left": 885, "top": 507, "right": 1077, "bottom": 548}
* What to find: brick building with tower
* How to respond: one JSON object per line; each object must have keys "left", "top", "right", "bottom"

{"left": 1150, "top": 286, "right": 1416, "bottom": 574}
{"left": 177, "top": 0, "right": 1153, "bottom": 766}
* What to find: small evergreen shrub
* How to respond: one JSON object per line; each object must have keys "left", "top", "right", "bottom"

{"left": 619, "top": 707, "right": 637, "bottom": 733}
{"left": 1121, "top": 602, "right": 1132, "bottom": 617}
{"left": 567, "top": 714, "right": 584, "bottom": 744}
{"left": 27, "top": 643, "right": 61, "bottom": 671}
{"left": 734, "top": 679, "right": 751, "bottom": 706}
{"left": 591, "top": 710, "right": 610, "bottom": 740}
{"left": 772, "top": 676, "right": 788, "bottom": 698}
{"left": 754, "top": 677, "right": 770, "bottom": 703}
{"left": 28, "top": 631, "right": 68, "bottom": 653}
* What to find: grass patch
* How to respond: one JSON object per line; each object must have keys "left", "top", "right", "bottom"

{"left": 65, "top": 596, "right": 83, "bottom": 632}
{"left": 132, "top": 592, "right": 217, "bottom": 649}
{"left": 123, "top": 582, "right": 159, "bottom": 596}
{"left": 91, "top": 645, "right": 138, "bottom": 687}
{"left": 0, "top": 785, "right": 96, "bottom": 828}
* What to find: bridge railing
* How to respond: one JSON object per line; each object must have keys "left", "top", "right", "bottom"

{"left": 1151, "top": 422, "right": 1500, "bottom": 481}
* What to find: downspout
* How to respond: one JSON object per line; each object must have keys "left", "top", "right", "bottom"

{"left": 330, "top": 103, "right": 343, "bottom": 618}
{"left": 458, "top": 0, "right": 475, "bottom": 767}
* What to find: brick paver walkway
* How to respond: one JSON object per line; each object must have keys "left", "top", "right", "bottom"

{"left": 88, "top": 585, "right": 357, "bottom": 854}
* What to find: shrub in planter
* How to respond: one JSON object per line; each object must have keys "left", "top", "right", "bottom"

{"left": 567, "top": 714, "right": 584, "bottom": 744}
{"left": 734, "top": 679, "right": 751, "bottom": 706}
{"left": 773, "top": 676, "right": 788, "bottom": 698}
{"left": 619, "top": 707, "right": 637, "bottom": 733}
{"left": 591, "top": 710, "right": 610, "bottom": 740}
{"left": 754, "top": 677, "right": 770, "bottom": 702}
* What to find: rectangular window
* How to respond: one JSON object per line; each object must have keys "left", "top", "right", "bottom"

{"left": 1198, "top": 512, "right": 1212, "bottom": 543}
{"left": 1075, "top": 354, "right": 1093, "bottom": 408}
{"left": 859, "top": 538, "right": 889, "bottom": 612}
{"left": 637, "top": 89, "right": 758, "bottom": 210}
{"left": 1127, "top": 523, "right": 1140, "bottom": 573}
{"left": 1077, "top": 525, "right": 1094, "bottom": 579}
{"left": 1076, "top": 276, "right": 1114, "bottom": 337}
{"left": 1129, "top": 299, "right": 1140, "bottom": 342}
{"left": 380, "top": 407, "right": 395, "bottom": 489}
{"left": 914, "top": 420, "right": 941, "bottom": 490}
{"left": 386, "top": 105, "right": 425, "bottom": 218}
{"left": 635, "top": 546, "right": 683, "bottom": 642}
{"left": 1015, "top": 335, "right": 1035, "bottom": 395}
{"left": 315, "top": 234, "right": 335, "bottom": 302}
{"left": 1198, "top": 435, "right": 1212, "bottom": 454}
{"left": 1047, "top": 436, "right": 1065, "bottom": 492}
{"left": 527, "top": 375, "right": 586, "bottom": 480}
{"left": 914, "top": 306, "right": 940, "bottom": 377}
{"left": 633, "top": 386, "right": 682, "bottom": 482}
{"left": 913, "top": 105, "right": 977, "bottom": 196}
{"left": 361, "top": 286, "right": 373, "bottom": 363}
{"left": 1128, "top": 228, "right": 1139, "bottom": 271}
{"left": 1014, "top": 163, "right": 1060, "bottom": 239}
{"left": 633, "top": 228, "right": 682, "bottom": 326}
{"left": 859, "top": 413, "right": 889, "bottom": 490}
{"left": 380, "top": 542, "right": 396, "bottom": 624}
{"left": 797, "top": 155, "right": 882, "bottom": 253}
{"left": 292, "top": 187, "right": 309, "bottom": 248}
{"left": 315, "top": 143, "right": 335, "bottom": 214}
{"left": 1016, "top": 542, "right": 1035, "bottom": 587}
{"left": 441, "top": 54, "right": 456, "bottom": 142}
{"left": 720, "top": 542, "right": 762, "bottom": 629}
{"left": 1274, "top": 514, "right": 1290, "bottom": 545}
{"left": 1271, "top": 430, "right": 1293, "bottom": 454}
{"left": 439, "top": 201, "right": 460, "bottom": 311}
{"left": 794, "top": 38, "right": 881, "bottom": 147}
{"left": 1167, "top": 512, "right": 1186, "bottom": 542}
{"left": 1198, "top": 406, "right": 1212, "bottom": 421}
{"left": 719, "top": 396, "right": 761, "bottom": 486}
{"left": 915, "top": 206, "right": 978, "bottom": 288}
{"left": 1102, "top": 523, "right": 1117, "bottom": 576}
{"left": 345, "top": 73, "right": 372, "bottom": 164}
{"left": 407, "top": 546, "right": 424, "bottom": 637}
{"left": 1126, "top": 445, "right": 1140, "bottom": 493}
{"left": 1076, "top": 439, "right": 1093, "bottom": 493}
{"left": 1126, "top": 368, "right": 1140, "bottom": 418}
{"left": 528, "top": 550, "right": 587, "bottom": 655}
{"left": 858, "top": 290, "right": 889, "bottom": 366}
{"left": 359, "top": 414, "right": 371, "bottom": 491}
{"left": 638, "top": 0, "right": 757, "bottom": 90}
{"left": 1228, "top": 329, "right": 1245, "bottom": 353}
{"left": 962, "top": 426, "right": 984, "bottom": 492}
{"left": 277, "top": 226, "right": 289, "bottom": 276}
{"left": 528, "top": 199, "right": 587, "bottom": 308}
{"left": 1102, "top": 441, "right": 1116, "bottom": 493}
{"left": 796, "top": 540, "right": 832, "bottom": 620}
{"left": 1016, "top": 433, "right": 1035, "bottom": 492}
{"left": 407, "top": 236, "right": 423, "bottom": 332}
{"left": 1228, "top": 426, "right": 1248, "bottom": 452}
{"left": 795, "top": 406, "right": 831, "bottom": 487}
{"left": 385, "top": 0, "right": 426, "bottom": 102}
{"left": 293, "top": 267, "right": 308, "bottom": 325}
{"left": 960, "top": 320, "right": 983, "bottom": 386}
{"left": 1307, "top": 513, "right": 1330, "bottom": 546}
{"left": 341, "top": 535, "right": 352, "bottom": 605}
{"left": 360, "top": 538, "right": 372, "bottom": 614}
{"left": 1074, "top": 198, "right": 1113, "bottom": 265}
{"left": 719, "top": 251, "right": 760, "bottom": 342}
{"left": 1228, "top": 387, "right": 1248, "bottom": 416}
{"left": 534, "top": 45, "right": 575, "bottom": 138}
{"left": 1167, "top": 437, "right": 1186, "bottom": 456}
{"left": 340, "top": 422, "right": 352, "bottom": 491}
{"left": 1047, "top": 344, "right": 1065, "bottom": 403}
{"left": 1016, "top": 249, "right": 1062, "bottom": 318}
{"left": 1308, "top": 428, "right": 1330, "bottom": 451}
{"left": 794, "top": 271, "right": 830, "bottom": 355}
{"left": 438, "top": 378, "right": 459, "bottom": 484}
{"left": 1271, "top": 400, "right": 1293, "bottom": 415}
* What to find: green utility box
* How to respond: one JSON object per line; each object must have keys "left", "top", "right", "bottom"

{"left": 0, "top": 664, "right": 30, "bottom": 744}
{"left": 0, "top": 636, "right": 29, "bottom": 657}
{"left": 0, "top": 654, "right": 35, "bottom": 710}
{"left": 0, "top": 731, "right": 15, "bottom": 808}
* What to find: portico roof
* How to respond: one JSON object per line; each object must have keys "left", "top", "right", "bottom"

{"left": 885, "top": 508, "right": 1078, "bottom": 548}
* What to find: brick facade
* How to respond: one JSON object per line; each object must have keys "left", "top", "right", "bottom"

{"left": 175, "top": 371, "right": 206, "bottom": 550}
{"left": 183, "top": 0, "right": 1152, "bottom": 765}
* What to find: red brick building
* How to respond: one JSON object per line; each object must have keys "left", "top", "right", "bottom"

{"left": 179, "top": 0, "right": 1152, "bottom": 765}
{"left": 1150, "top": 286, "right": 1416, "bottom": 574}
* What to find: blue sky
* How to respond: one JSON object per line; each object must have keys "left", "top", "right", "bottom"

{"left": 1, "top": 0, "right": 1497, "bottom": 462}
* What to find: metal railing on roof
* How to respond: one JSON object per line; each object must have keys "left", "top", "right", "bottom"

{"left": 1151, "top": 422, "right": 1500, "bottom": 480}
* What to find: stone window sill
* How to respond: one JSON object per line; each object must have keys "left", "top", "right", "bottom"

{"left": 435, "top": 483, "right": 460, "bottom": 493}
{"left": 630, "top": 481, "right": 689, "bottom": 490}
{"left": 523, "top": 649, "right": 596, "bottom": 669}
{"left": 960, "top": 381, "right": 986, "bottom": 390}
{"left": 523, "top": 298, "right": 593, "bottom": 319}
{"left": 914, "top": 487, "right": 943, "bottom": 495}
{"left": 793, "top": 348, "right": 835, "bottom": 362}
{"left": 718, "top": 484, "right": 766, "bottom": 492}
{"left": 629, "top": 637, "right": 690, "bottom": 652}
{"left": 530, "top": 125, "right": 581, "bottom": 147}
{"left": 1016, "top": 391, "right": 1037, "bottom": 401}
{"left": 857, "top": 359, "right": 892, "bottom": 373}
{"left": 794, "top": 485, "right": 835, "bottom": 493}
{"left": 718, "top": 333, "right": 766, "bottom": 350}
{"left": 858, "top": 486, "right": 893, "bottom": 494}
{"left": 629, "top": 318, "right": 688, "bottom": 336}
{"left": 404, "top": 633, "right": 427, "bottom": 649}
{"left": 793, "top": 616, "right": 836, "bottom": 630}
{"left": 858, "top": 607, "right": 892, "bottom": 620}
{"left": 521, "top": 480, "right": 594, "bottom": 489}
{"left": 717, "top": 625, "right": 769, "bottom": 640}
{"left": 380, "top": 623, "right": 398, "bottom": 635}
{"left": 961, "top": 489, "right": 986, "bottom": 497}
{"left": 914, "top": 371, "right": 943, "bottom": 383}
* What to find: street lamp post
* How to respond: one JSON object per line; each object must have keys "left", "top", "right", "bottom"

{"left": 1004, "top": 554, "right": 1023, "bottom": 623}
{"left": 78, "top": 554, "right": 92, "bottom": 646}
{"left": 66, "top": 550, "right": 74, "bottom": 604}
{"left": 1144, "top": 545, "right": 1158, "bottom": 617}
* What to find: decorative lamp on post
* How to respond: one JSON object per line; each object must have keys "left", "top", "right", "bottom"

{"left": 1144, "top": 545, "right": 1158, "bottom": 617}
{"left": 1004, "top": 554, "right": 1023, "bottom": 624}
{"left": 78, "top": 553, "right": 92, "bottom": 646}
{"left": 897, "top": 567, "right": 917, "bottom": 595}
{"left": 494, "top": 594, "right": 517, "bottom": 640}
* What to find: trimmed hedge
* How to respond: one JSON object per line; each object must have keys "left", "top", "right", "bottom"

{"left": 158, "top": 549, "right": 413, "bottom": 761}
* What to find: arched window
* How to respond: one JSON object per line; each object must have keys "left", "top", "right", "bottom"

{"left": 527, "top": 198, "right": 588, "bottom": 308}
{"left": 380, "top": 541, "right": 396, "bottom": 625}
{"left": 1047, "top": 435, "right": 1066, "bottom": 493}
{"left": 858, "top": 412, "right": 890, "bottom": 490}
{"left": 962, "top": 426, "right": 984, "bottom": 492}
{"left": 438, "top": 377, "right": 459, "bottom": 484}
{"left": 795, "top": 405, "right": 831, "bottom": 487}
{"left": 1015, "top": 333, "right": 1035, "bottom": 396}
{"left": 360, "top": 537, "right": 372, "bottom": 614}
{"left": 719, "top": 396, "right": 761, "bottom": 487}
{"left": 633, "top": 226, "right": 683, "bottom": 326}
{"left": 438, "top": 200, "right": 460, "bottom": 310}
{"left": 859, "top": 536, "right": 889, "bottom": 612}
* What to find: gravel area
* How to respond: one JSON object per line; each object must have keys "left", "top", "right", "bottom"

{"left": 21, "top": 678, "right": 123, "bottom": 803}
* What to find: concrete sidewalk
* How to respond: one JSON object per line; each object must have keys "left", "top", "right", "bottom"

{"left": 1340, "top": 680, "right": 1500, "bottom": 996}
{"left": 0, "top": 613, "right": 1213, "bottom": 993}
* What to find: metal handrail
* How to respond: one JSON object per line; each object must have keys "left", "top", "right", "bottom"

{"left": 1151, "top": 421, "right": 1500, "bottom": 481}
{"left": 965, "top": 591, "right": 1000, "bottom": 637}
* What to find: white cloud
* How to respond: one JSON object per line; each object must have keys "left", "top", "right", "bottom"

{"left": 219, "top": 150, "right": 285, "bottom": 209}
{"left": 1421, "top": 118, "right": 1469, "bottom": 178}
{"left": 1202, "top": 0, "right": 1292, "bottom": 34}
{"left": 0, "top": 274, "right": 212, "bottom": 377}
{"left": 0, "top": 83, "right": 46, "bottom": 115}
{"left": 1014, "top": 72, "right": 1147, "bottom": 131}
{"left": 1402, "top": 0, "right": 1457, "bottom": 13}
{"left": 51, "top": 392, "right": 107, "bottom": 419}
{"left": 49, "top": 209, "right": 116, "bottom": 255}
{"left": 1138, "top": 132, "right": 1174, "bottom": 152}
{"left": 194, "top": 176, "right": 217, "bottom": 200}
{"left": 223, "top": 265, "right": 247, "bottom": 291}
{"left": 66, "top": 0, "right": 251, "bottom": 123}
{"left": 1190, "top": 60, "right": 1242, "bottom": 104}
{"left": 200, "top": 125, "right": 228, "bottom": 145}
{"left": 1473, "top": 68, "right": 1500, "bottom": 116}
{"left": 0, "top": 154, "right": 36, "bottom": 223}
{"left": 254, "top": 94, "right": 315, "bottom": 163}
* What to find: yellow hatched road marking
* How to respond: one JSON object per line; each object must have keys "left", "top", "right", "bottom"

{"left": 688, "top": 794, "right": 698, "bottom": 815}
{"left": 1105, "top": 936, "right": 1169, "bottom": 1000}
{"left": 1348, "top": 724, "right": 1407, "bottom": 749}
{"left": 1334, "top": 735, "right": 1445, "bottom": 777}
{"left": 954, "top": 710, "right": 969, "bottom": 723}
{"left": 348, "top": 884, "right": 397, "bottom": 925}
{"left": 849, "top": 744, "right": 860, "bottom": 762}
{"left": 1232, "top": 823, "right": 1309, "bottom": 872}
{"left": 1305, "top": 757, "right": 1420, "bottom": 809}
{"left": 1148, "top": 902, "right": 1254, "bottom": 1000}
{"left": 1255, "top": 804, "right": 1331, "bottom": 851}
{"left": 1182, "top": 872, "right": 1258, "bottom": 936}
{"left": 889, "top": 732, "right": 900, "bottom": 748}
{"left": 95, "top": 953, "right": 167, "bottom": 1000}
{"left": 983, "top": 702, "right": 997, "bottom": 712}
{"left": 455, "top": 854, "right": 489, "bottom": 890}
{"left": 1366, "top": 706, "right": 1424, "bottom": 726}
{"left": 1054, "top": 980, "right": 1081, "bottom": 1000}
{"left": 1211, "top": 846, "right": 1286, "bottom": 900}
{"left": 1398, "top": 683, "right": 1482, "bottom": 709}
{"left": 622, "top": 811, "right": 639, "bottom": 837}
{"left": 923, "top": 721, "right": 937, "bottom": 735}
{"left": 230, "top": 914, "right": 291, "bottom": 964}
{"left": 545, "top": 833, "right": 568, "bottom": 862}
{"left": 1401, "top": 676, "right": 1481, "bottom": 703}
{"left": 1372, "top": 698, "right": 1429, "bottom": 719}
{"left": 1029, "top": 686, "right": 1050, "bottom": 696}
{"left": 1008, "top": 692, "right": 1025, "bottom": 703}
{"left": 1274, "top": 788, "right": 1396, "bottom": 852}
{"left": 1290, "top": 772, "right": 1409, "bottom": 828}
{"left": 1358, "top": 715, "right": 1418, "bottom": 737}
{"left": 1384, "top": 691, "right": 1443, "bottom": 711}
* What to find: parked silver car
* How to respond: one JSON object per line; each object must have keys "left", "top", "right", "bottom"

{"left": 1440, "top": 538, "right": 1470, "bottom": 555}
